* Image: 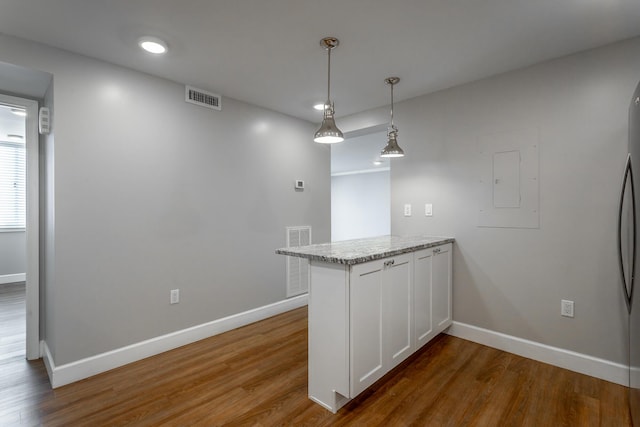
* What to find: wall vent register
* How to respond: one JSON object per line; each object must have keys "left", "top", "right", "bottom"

{"left": 185, "top": 85, "right": 222, "bottom": 110}
{"left": 286, "top": 226, "right": 311, "bottom": 297}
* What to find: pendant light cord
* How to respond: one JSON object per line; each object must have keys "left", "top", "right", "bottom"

{"left": 326, "top": 47, "right": 332, "bottom": 111}
{"left": 390, "top": 82, "right": 394, "bottom": 128}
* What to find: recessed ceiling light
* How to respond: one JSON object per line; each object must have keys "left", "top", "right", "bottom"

{"left": 313, "top": 103, "right": 327, "bottom": 111}
{"left": 138, "top": 36, "right": 168, "bottom": 54}
{"left": 10, "top": 108, "right": 26, "bottom": 117}
{"left": 373, "top": 160, "right": 383, "bottom": 166}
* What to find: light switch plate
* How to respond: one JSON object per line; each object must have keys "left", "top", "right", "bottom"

{"left": 404, "top": 204, "right": 412, "bottom": 216}
{"left": 170, "top": 289, "right": 180, "bottom": 304}
{"left": 425, "top": 203, "right": 433, "bottom": 216}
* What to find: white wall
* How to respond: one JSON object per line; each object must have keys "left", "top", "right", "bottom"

{"left": 0, "top": 34, "right": 330, "bottom": 366}
{"left": 0, "top": 231, "right": 25, "bottom": 277}
{"left": 340, "top": 37, "right": 640, "bottom": 364}
{"left": 331, "top": 171, "right": 390, "bottom": 241}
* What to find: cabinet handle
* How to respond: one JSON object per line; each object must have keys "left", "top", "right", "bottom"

{"left": 384, "top": 259, "right": 395, "bottom": 268}
{"left": 433, "top": 248, "right": 441, "bottom": 254}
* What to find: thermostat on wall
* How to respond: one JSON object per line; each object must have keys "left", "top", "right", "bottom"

{"left": 295, "top": 180, "right": 305, "bottom": 190}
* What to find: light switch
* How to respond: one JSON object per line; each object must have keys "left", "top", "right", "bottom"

{"left": 425, "top": 203, "right": 433, "bottom": 217}
{"left": 170, "top": 289, "right": 179, "bottom": 304}
{"left": 404, "top": 204, "right": 412, "bottom": 217}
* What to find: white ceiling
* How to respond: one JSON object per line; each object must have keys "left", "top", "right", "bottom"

{"left": 1, "top": 1, "right": 639, "bottom": 124}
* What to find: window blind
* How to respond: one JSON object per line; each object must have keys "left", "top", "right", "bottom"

{"left": 0, "top": 140, "right": 26, "bottom": 229}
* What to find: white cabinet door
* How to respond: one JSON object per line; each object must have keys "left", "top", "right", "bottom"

{"left": 384, "top": 253, "right": 413, "bottom": 369}
{"left": 432, "top": 243, "right": 452, "bottom": 333}
{"left": 350, "top": 252, "right": 413, "bottom": 397}
{"left": 414, "top": 243, "right": 453, "bottom": 348}
{"left": 414, "top": 248, "right": 434, "bottom": 348}
{"left": 350, "top": 259, "right": 385, "bottom": 396}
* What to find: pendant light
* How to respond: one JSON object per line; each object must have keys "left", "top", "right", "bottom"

{"left": 380, "top": 77, "right": 405, "bottom": 158}
{"left": 314, "top": 37, "right": 344, "bottom": 143}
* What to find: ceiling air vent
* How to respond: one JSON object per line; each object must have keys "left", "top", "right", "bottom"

{"left": 185, "top": 85, "right": 222, "bottom": 110}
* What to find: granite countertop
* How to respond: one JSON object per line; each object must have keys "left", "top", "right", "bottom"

{"left": 276, "top": 235, "right": 454, "bottom": 265}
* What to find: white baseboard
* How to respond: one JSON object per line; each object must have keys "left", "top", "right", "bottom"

{"left": 446, "top": 321, "right": 628, "bottom": 386}
{"left": 42, "top": 294, "right": 308, "bottom": 388}
{"left": 0, "top": 273, "right": 25, "bottom": 285}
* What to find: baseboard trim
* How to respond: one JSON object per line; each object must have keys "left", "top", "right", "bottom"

{"left": 0, "top": 273, "right": 25, "bottom": 285}
{"left": 42, "top": 340, "right": 55, "bottom": 383}
{"left": 446, "top": 321, "right": 628, "bottom": 386}
{"left": 43, "top": 294, "right": 308, "bottom": 388}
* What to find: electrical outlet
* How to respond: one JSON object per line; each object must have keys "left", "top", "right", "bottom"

{"left": 561, "top": 299, "right": 574, "bottom": 317}
{"left": 170, "top": 289, "right": 180, "bottom": 304}
{"left": 404, "top": 204, "right": 412, "bottom": 216}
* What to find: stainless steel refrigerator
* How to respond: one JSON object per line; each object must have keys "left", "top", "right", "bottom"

{"left": 619, "top": 79, "right": 640, "bottom": 425}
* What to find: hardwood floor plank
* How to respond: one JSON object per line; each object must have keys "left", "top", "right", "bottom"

{"left": 600, "top": 379, "right": 631, "bottom": 427}
{"left": 448, "top": 349, "right": 514, "bottom": 425}
{"left": 374, "top": 337, "right": 483, "bottom": 425}
{"left": 0, "top": 287, "right": 632, "bottom": 426}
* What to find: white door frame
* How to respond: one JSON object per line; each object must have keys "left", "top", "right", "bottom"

{"left": 0, "top": 94, "right": 40, "bottom": 359}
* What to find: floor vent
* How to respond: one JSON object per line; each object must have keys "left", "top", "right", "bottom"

{"left": 185, "top": 85, "right": 222, "bottom": 110}
{"left": 286, "top": 226, "right": 311, "bottom": 298}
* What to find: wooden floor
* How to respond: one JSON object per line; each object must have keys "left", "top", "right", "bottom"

{"left": 0, "top": 282, "right": 26, "bottom": 362}
{"left": 1, "top": 282, "right": 52, "bottom": 425}
{"left": 0, "top": 286, "right": 631, "bottom": 426}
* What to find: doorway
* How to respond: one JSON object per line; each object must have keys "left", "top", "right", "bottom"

{"left": 331, "top": 129, "right": 391, "bottom": 242}
{"left": 0, "top": 95, "right": 39, "bottom": 360}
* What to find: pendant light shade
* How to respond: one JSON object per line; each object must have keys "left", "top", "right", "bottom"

{"left": 381, "top": 77, "right": 405, "bottom": 158}
{"left": 314, "top": 37, "right": 344, "bottom": 143}
{"left": 314, "top": 107, "right": 343, "bottom": 143}
{"left": 380, "top": 130, "right": 404, "bottom": 158}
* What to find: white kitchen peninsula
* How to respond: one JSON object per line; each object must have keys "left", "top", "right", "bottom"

{"left": 276, "top": 235, "right": 454, "bottom": 413}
